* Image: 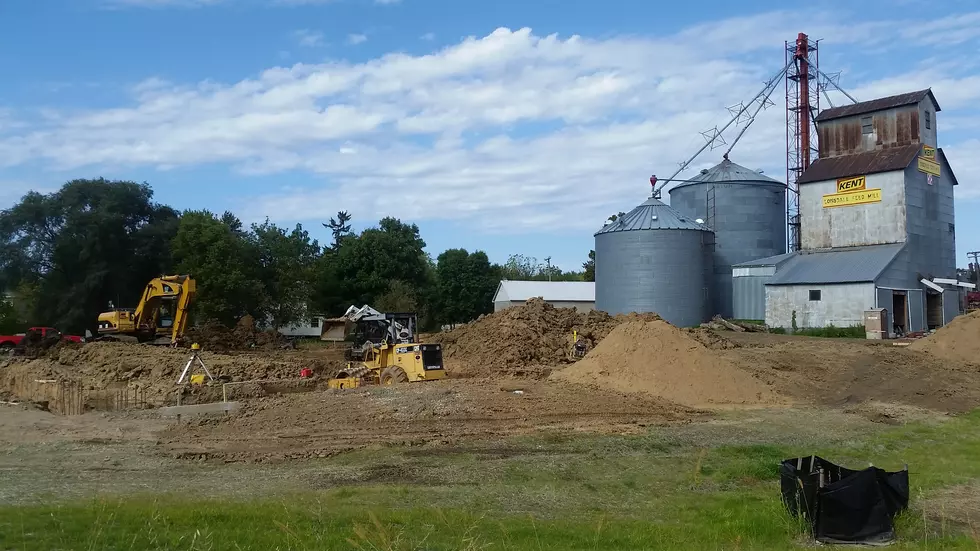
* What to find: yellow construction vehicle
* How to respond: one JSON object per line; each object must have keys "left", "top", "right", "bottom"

{"left": 97, "top": 275, "right": 196, "bottom": 346}
{"left": 329, "top": 312, "right": 445, "bottom": 387}
{"left": 567, "top": 330, "right": 589, "bottom": 361}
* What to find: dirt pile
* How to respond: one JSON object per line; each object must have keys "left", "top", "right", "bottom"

{"left": 909, "top": 310, "right": 980, "bottom": 365}
{"left": 432, "top": 298, "right": 660, "bottom": 378}
{"left": 184, "top": 315, "right": 289, "bottom": 351}
{"left": 0, "top": 342, "right": 331, "bottom": 405}
{"left": 551, "top": 320, "right": 781, "bottom": 407}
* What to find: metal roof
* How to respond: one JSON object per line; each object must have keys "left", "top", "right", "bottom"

{"left": 494, "top": 280, "right": 595, "bottom": 303}
{"left": 595, "top": 196, "right": 711, "bottom": 235}
{"left": 671, "top": 158, "right": 784, "bottom": 191}
{"left": 766, "top": 244, "right": 905, "bottom": 286}
{"left": 797, "top": 144, "right": 920, "bottom": 184}
{"left": 815, "top": 89, "right": 940, "bottom": 122}
{"left": 733, "top": 252, "right": 797, "bottom": 268}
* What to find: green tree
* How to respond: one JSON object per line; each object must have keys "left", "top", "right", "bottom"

{"left": 435, "top": 248, "right": 497, "bottom": 326}
{"left": 323, "top": 210, "right": 353, "bottom": 250}
{"left": 251, "top": 219, "right": 320, "bottom": 328}
{"left": 583, "top": 250, "right": 595, "bottom": 282}
{"left": 0, "top": 295, "right": 21, "bottom": 334}
{"left": 375, "top": 280, "right": 418, "bottom": 313}
{"left": 171, "top": 210, "right": 265, "bottom": 326}
{"left": 0, "top": 179, "right": 178, "bottom": 333}
{"left": 499, "top": 254, "right": 542, "bottom": 280}
{"left": 330, "top": 217, "right": 429, "bottom": 307}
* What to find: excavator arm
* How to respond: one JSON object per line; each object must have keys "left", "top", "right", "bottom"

{"left": 101, "top": 274, "right": 196, "bottom": 345}
{"left": 169, "top": 276, "right": 196, "bottom": 344}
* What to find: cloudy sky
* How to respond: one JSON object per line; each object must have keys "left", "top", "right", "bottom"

{"left": 1, "top": 0, "right": 978, "bottom": 270}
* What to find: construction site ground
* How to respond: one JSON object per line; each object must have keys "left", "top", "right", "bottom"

{"left": 3, "top": 306, "right": 980, "bottom": 549}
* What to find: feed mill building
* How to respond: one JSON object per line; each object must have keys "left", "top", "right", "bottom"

{"left": 734, "top": 89, "right": 962, "bottom": 334}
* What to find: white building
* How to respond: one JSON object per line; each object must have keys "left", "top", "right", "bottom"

{"left": 493, "top": 280, "right": 595, "bottom": 313}
{"left": 276, "top": 315, "right": 326, "bottom": 338}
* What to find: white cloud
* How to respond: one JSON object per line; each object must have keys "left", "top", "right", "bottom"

{"left": 0, "top": 182, "right": 54, "bottom": 207}
{"left": 420, "top": 32, "right": 435, "bottom": 41}
{"left": 292, "top": 29, "right": 325, "bottom": 47}
{"left": 346, "top": 33, "right": 368, "bottom": 45}
{"left": 943, "top": 140, "right": 980, "bottom": 199}
{"left": 3, "top": 9, "right": 979, "bottom": 232}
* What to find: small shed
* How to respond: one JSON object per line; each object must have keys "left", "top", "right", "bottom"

{"left": 493, "top": 281, "right": 595, "bottom": 313}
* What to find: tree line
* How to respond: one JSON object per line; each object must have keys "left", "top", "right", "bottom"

{"left": 0, "top": 179, "right": 595, "bottom": 334}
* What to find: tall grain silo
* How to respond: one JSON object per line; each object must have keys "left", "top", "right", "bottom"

{"left": 668, "top": 158, "right": 786, "bottom": 319}
{"left": 594, "top": 196, "right": 714, "bottom": 327}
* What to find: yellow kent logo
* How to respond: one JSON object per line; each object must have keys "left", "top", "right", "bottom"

{"left": 836, "top": 176, "right": 866, "bottom": 193}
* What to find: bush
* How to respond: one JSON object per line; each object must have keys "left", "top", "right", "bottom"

{"left": 778, "top": 324, "right": 865, "bottom": 338}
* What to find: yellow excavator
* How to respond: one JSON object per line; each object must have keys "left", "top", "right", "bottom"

{"left": 329, "top": 312, "right": 446, "bottom": 388}
{"left": 97, "top": 275, "right": 196, "bottom": 346}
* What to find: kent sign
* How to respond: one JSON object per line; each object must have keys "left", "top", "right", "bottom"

{"left": 836, "top": 175, "right": 866, "bottom": 193}
{"left": 823, "top": 174, "right": 882, "bottom": 209}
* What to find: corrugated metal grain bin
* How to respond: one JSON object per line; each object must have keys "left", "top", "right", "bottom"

{"left": 594, "top": 196, "right": 714, "bottom": 327}
{"left": 669, "top": 158, "right": 787, "bottom": 318}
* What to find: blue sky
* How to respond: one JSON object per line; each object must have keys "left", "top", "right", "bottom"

{"left": 1, "top": 0, "right": 979, "bottom": 271}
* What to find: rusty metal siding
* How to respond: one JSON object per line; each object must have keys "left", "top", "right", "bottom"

{"left": 817, "top": 103, "right": 928, "bottom": 158}
{"left": 798, "top": 144, "right": 919, "bottom": 184}
{"left": 909, "top": 109, "right": 920, "bottom": 143}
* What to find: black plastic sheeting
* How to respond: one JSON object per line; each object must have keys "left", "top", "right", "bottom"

{"left": 780, "top": 456, "right": 910, "bottom": 545}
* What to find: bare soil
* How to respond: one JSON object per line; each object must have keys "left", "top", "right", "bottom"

{"left": 432, "top": 298, "right": 660, "bottom": 378}
{"left": 3, "top": 309, "right": 980, "bottom": 465}
{"left": 159, "top": 379, "right": 699, "bottom": 462}
{"left": 552, "top": 320, "right": 782, "bottom": 407}
{"left": 909, "top": 309, "right": 980, "bottom": 365}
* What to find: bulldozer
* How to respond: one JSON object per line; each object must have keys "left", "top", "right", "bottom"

{"left": 329, "top": 312, "right": 446, "bottom": 388}
{"left": 96, "top": 275, "right": 196, "bottom": 346}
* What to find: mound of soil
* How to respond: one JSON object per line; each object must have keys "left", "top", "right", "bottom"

{"left": 432, "top": 298, "right": 660, "bottom": 378}
{"left": 184, "top": 315, "right": 288, "bottom": 351}
{"left": 909, "top": 310, "right": 980, "bottom": 365}
{"left": 551, "top": 320, "right": 781, "bottom": 408}
{"left": 0, "top": 342, "right": 332, "bottom": 406}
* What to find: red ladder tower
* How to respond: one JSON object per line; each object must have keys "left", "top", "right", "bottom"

{"left": 785, "top": 33, "right": 820, "bottom": 252}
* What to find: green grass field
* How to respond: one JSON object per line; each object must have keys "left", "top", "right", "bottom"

{"left": 3, "top": 408, "right": 979, "bottom": 550}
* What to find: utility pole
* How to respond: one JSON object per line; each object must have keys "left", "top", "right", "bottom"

{"left": 545, "top": 257, "right": 552, "bottom": 282}
{"left": 969, "top": 251, "right": 980, "bottom": 283}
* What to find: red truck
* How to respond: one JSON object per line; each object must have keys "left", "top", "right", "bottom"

{"left": 969, "top": 291, "right": 980, "bottom": 312}
{"left": 0, "top": 327, "right": 84, "bottom": 349}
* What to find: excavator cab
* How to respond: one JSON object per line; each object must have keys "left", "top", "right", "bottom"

{"left": 96, "top": 275, "right": 196, "bottom": 346}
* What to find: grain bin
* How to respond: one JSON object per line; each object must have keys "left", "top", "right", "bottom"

{"left": 669, "top": 158, "right": 786, "bottom": 319}
{"left": 594, "top": 196, "right": 714, "bottom": 327}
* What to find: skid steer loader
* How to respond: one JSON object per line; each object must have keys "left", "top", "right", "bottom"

{"left": 328, "top": 312, "right": 446, "bottom": 389}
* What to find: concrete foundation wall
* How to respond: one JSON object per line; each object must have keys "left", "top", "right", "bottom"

{"left": 800, "top": 170, "right": 907, "bottom": 249}
{"left": 765, "top": 283, "right": 875, "bottom": 329}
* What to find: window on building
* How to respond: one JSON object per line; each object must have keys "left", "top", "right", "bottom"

{"left": 310, "top": 317, "right": 320, "bottom": 328}
{"left": 925, "top": 111, "right": 931, "bottom": 130}
{"left": 809, "top": 290, "right": 822, "bottom": 301}
{"left": 861, "top": 116, "right": 873, "bottom": 135}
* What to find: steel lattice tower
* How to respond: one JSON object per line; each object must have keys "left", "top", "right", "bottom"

{"left": 785, "top": 33, "right": 820, "bottom": 252}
